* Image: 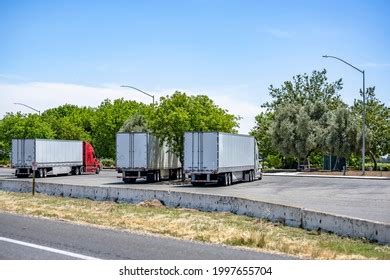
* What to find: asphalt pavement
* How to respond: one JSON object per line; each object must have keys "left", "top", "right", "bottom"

{"left": 1, "top": 168, "right": 390, "bottom": 223}
{"left": 0, "top": 212, "right": 292, "bottom": 260}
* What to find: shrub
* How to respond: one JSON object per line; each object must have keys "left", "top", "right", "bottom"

{"left": 100, "top": 158, "right": 115, "bottom": 168}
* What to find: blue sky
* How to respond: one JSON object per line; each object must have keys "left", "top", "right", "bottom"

{"left": 0, "top": 0, "right": 389, "bottom": 133}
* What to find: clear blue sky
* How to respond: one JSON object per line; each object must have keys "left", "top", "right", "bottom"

{"left": 0, "top": 0, "right": 389, "bottom": 132}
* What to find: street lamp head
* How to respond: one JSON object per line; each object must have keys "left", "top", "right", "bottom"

{"left": 322, "top": 55, "right": 329, "bottom": 58}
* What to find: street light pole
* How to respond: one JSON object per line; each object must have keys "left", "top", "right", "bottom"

{"left": 322, "top": 55, "right": 366, "bottom": 175}
{"left": 120, "top": 85, "right": 155, "bottom": 104}
{"left": 14, "top": 103, "right": 41, "bottom": 115}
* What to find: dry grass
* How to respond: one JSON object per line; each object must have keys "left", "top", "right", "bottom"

{"left": 0, "top": 190, "right": 389, "bottom": 260}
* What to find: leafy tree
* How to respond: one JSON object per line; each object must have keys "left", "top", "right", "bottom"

{"left": 270, "top": 101, "right": 332, "bottom": 168}
{"left": 0, "top": 113, "right": 55, "bottom": 161}
{"left": 352, "top": 87, "right": 390, "bottom": 170}
{"left": 263, "top": 69, "right": 344, "bottom": 111}
{"left": 119, "top": 113, "right": 150, "bottom": 133}
{"left": 148, "top": 92, "right": 239, "bottom": 173}
{"left": 249, "top": 112, "right": 282, "bottom": 167}
{"left": 91, "top": 98, "right": 146, "bottom": 158}
{"left": 42, "top": 104, "right": 95, "bottom": 138}
{"left": 254, "top": 69, "right": 346, "bottom": 168}
{"left": 325, "top": 107, "right": 359, "bottom": 169}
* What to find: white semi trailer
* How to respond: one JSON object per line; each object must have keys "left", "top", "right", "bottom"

{"left": 12, "top": 139, "right": 101, "bottom": 178}
{"left": 184, "top": 132, "right": 262, "bottom": 186}
{"left": 116, "top": 132, "right": 181, "bottom": 183}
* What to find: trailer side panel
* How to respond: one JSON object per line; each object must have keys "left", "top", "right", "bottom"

{"left": 218, "top": 133, "right": 255, "bottom": 172}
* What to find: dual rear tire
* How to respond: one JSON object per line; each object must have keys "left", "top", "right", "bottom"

{"left": 35, "top": 168, "right": 47, "bottom": 178}
{"left": 219, "top": 173, "right": 232, "bottom": 186}
{"left": 146, "top": 171, "right": 161, "bottom": 183}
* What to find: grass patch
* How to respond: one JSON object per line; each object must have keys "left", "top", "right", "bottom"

{"left": 0, "top": 190, "right": 389, "bottom": 259}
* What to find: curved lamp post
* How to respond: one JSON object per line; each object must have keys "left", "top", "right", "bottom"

{"left": 14, "top": 102, "right": 41, "bottom": 115}
{"left": 322, "top": 55, "right": 366, "bottom": 175}
{"left": 120, "top": 85, "right": 155, "bottom": 104}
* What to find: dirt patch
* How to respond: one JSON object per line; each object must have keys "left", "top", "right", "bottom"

{"left": 137, "top": 199, "right": 165, "bottom": 208}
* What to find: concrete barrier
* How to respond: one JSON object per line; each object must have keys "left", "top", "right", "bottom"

{"left": 0, "top": 179, "right": 388, "bottom": 244}
{"left": 302, "top": 209, "right": 390, "bottom": 243}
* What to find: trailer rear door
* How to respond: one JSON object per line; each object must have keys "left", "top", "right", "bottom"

{"left": 12, "top": 139, "right": 35, "bottom": 167}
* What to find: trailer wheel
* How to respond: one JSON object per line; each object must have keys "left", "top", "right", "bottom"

{"left": 222, "top": 173, "right": 229, "bottom": 186}
{"left": 154, "top": 171, "right": 161, "bottom": 182}
{"left": 147, "top": 173, "right": 155, "bottom": 183}
{"left": 42, "top": 168, "right": 47, "bottom": 178}
{"left": 95, "top": 167, "right": 100, "bottom": 174}
{"left": 34, "top": 169, "right": 41, "bottom": 178}
{"left": 169, "top": 169, "right": 177, "bottom": 180}
{"left": 228, "top": 173, "right": 232, "bottom": 185}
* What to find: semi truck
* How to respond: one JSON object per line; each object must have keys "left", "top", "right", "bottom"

{"left": 12, "top": 139, "right": 101, "bottom": 178}
{"left": 116, "top": 132, "right": 181, "bottom": 183}
{"left": 184, "top": 132, "right": 262, "bottom": 186}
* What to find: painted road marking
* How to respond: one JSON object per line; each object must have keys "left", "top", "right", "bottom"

{"left": 0, "top": 236, "right": 101, "bottom": 260}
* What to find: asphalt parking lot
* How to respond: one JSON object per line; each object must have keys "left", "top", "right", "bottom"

{"left": 1, "top": 168, "right": 390, "bottom": 223}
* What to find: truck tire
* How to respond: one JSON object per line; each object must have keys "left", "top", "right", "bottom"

{"left": 36, "top": 169, "right": 43, "bottom": 178}
{"left": 95, "top": 167, "right": 100, "bottom": 174}
{"left": 42, "top": 168, "right": 47, "bottom": 178}
{"left": 169, "top": 170, "right": 177, "bottom": 180}
{"left": 146, "top": 173, "right": 155, "bottom": 183}
{"left": 156, "top": 171, "right": 161, "bottom": 182}
{"left": 222, "top": 173, "right": 229, "bottom": 186}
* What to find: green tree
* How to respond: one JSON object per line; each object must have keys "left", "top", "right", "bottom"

{"left": 0, "top": 113, "right": 55, "bottom": 161}
{"left": 41, "top": 104, "right": 95, "bottom": 141}
{"left": 254, "top": 69, "right": 346, "bottom": 168}
{"left": 148, "top": 92, "right": 239, "bottom": 171}
{"left": 325, "top": 107, "right": 359, "bottom": 169}
{"left": 352, "top": 87, "right": 390, "bottom": 170}
{"left": 249, "top": 112, "right": 281, "bottom": 167}
{"left": 42, "top": 104, "right": 96, "bottom": 138}
{"left": 119, "top": 113, "right": 150, "bottom": 133}
{"left": 263, "top": 69, "right": 344, "bottom": 111}
{"left": 270, "top": 101, "right": 332, "bottom": 168}
{"left": 91, "top": 98, "right": 146, "bottom": 158}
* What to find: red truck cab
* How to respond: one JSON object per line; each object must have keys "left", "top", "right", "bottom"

{"left": 83, "top": 141, "right": 101, "bottom": 174}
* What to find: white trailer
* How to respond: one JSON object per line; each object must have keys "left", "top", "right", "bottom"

{"left": 184, "top": 132, "right": 262, "bottom": 186}
{"left": 12, "top": 139, "right": 83, "bottom": 178}
{"left": 116, "top": 132, "right": 181, "bottom": 183}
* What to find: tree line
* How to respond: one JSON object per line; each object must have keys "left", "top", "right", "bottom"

{"left": 0, "top": 92, "right": 239, "bottom": 167}
{"left": 250, "top": 69, "right": 390, "bottom": 170}
{"left": 1, "top": 70, "right": 389, "bottom": 170}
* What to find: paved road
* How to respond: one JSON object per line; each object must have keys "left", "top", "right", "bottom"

{"left": 0, "top": 212, "right": 291, "bottom": 260}
{"left": 0, "top": 168, "right": 13, "bottom": 177}
{"left": 2, "top": 168, "right": 390, "bottom": 223}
